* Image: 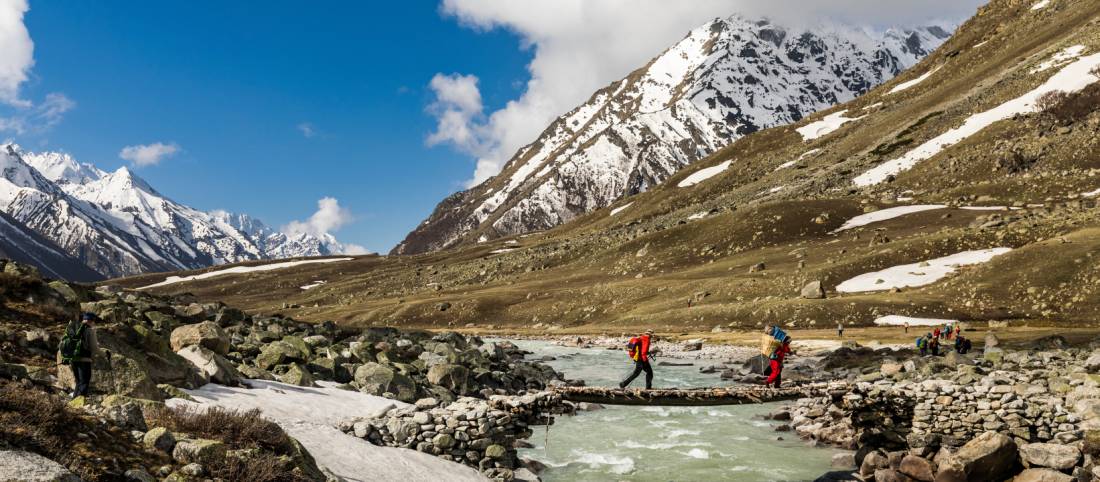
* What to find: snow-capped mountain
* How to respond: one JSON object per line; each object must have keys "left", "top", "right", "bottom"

{"left": 394, "top": 16, "right": 952, "bottom": 255}
{"left": 1, "top": 144, "right": 358, "bottom": 279}
{"left": 0, "top": 209, "right": 103, "bottom": 282}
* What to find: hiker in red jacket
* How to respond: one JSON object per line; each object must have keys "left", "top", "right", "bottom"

{"left": 619, "top": 330, "right": 658, "bottom": 389}
{"left": 765, "top": 336, "right": 793, "bottom": 388}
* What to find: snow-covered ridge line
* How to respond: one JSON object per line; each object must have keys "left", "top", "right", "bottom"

{"left": 140, "top": 257, "right": 353, "bottom": 289}
{"left": 836, "top": 248, "right": 1012, "bottom": 293}
{"left": 854, "top": 53, "right": 1100, "bottom": 187}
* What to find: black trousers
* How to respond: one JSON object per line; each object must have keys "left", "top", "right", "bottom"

{"left": 621, "top": 361, "right": 653, "bottom": 389}
{"left": 72, "top": 361, "right": 93, "bottom": 396}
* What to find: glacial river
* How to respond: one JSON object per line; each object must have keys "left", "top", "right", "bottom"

{"left": 507, "top": 339, "right": 838, "bottom": 482}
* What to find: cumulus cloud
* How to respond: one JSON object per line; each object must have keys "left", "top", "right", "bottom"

{"left": 282, "top": 197, "right": 354, "bottom": 239}
{"left": 0, "top": 0, "right": 33, "bottom": 108}
{"left": 432, "top": 0, "right": 984, "bottom": 186}
{"left": 119, "top": 142, "right": 180, "bottom": 167}
{"left": 0, "top": 1, "right": 76, "bottom": 134}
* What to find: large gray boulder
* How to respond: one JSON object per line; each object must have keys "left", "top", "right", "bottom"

{"left": 898, "top": 454, "right": 935, "bottom": 481}
{"left": 1018, "top": 443, "right": 1080, "bottom": 470}
{"left": 949, "top": 431, "right": 1018, "bottom": 482}
{"left": 801, "top": 280, "right": 826, "bottom": 299}
{"left": 256, "top": 340, "right": 308, "bottom": 370}
{"left": 170, "top": 321, "right": 230, "bottom": 354}
{"left": 176, "top": 345, "right": 243, "bottom": 386}
{"left": 354, "top": 363, "right": 416, "bottom": 402}
{"left": 0, "top": 451, "right": 80, "bottom": 481}
{"left": 427, "top": 363, "right": 469, "bottom": 394}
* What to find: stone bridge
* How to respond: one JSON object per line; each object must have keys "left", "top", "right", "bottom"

{"left": 551, "top": 382, "right": 846, "bottom": 406}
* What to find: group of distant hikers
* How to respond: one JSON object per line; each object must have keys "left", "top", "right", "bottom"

{"left": 916, "top": 323, "right": 972, "bottom": 356}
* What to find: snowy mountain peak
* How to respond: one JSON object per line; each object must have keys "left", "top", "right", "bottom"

{"left": 394, "top": 16, "right": 952, "bottom": 255}
{"left": 0, "top": 145, "right": 361, "bottom": 279}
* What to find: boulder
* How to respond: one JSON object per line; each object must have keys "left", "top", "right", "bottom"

{"left": 355, "top": 363, "right": 417, "bottom": 402}
{"left": 144, "top": 427, "right": 177, "bottom": 453}
{"left": 1084, "top": 351, "right": 1100, "bottom": 373}
{"left": 256, "top": 341, "right": 306, "bottom": 370}
{"left": 951, "top": 431, "right": 1018, "bottom": 482}
{"left": 279, "top": 363, "right": 316, "bottom": 387}
{"left": 172, "top": 438, "right": 226, "bottom": 464}
{"left": 427, "top": 363, "right": 469, "bottom": 394}
{"left": 861, "top": 451, "right": 889, "bottom": 477}
{"left": 104, "top": 401, "right": 147, "bottom": 431}
{"left": 144, "top": 311, "right": 178, "bottom": 331}
{"left": 898, "top": 455, "right": 935, "bottom": 481}
{"left": 1018, "top": 443, "right": 1080, "bottom": 470}
{"left": 0, "top": 450, "right": 80, "bottom": 482}
{"left": 984, "top": 333, "right": 1000, "bottom": 349}
{"left": 801, "top": 280, "right": 826, "bottom": 299}
{"left": 176, "top": 345, "right": 242, "bottom": 386}
{"left": 1011, "top": 469, "right": 1074, "bottom": 482}
{"left": 279, "top": 336, "right": 312, "bottom": 359}
{"left": 170, "top": 322, "right": 230, "bottom": 355}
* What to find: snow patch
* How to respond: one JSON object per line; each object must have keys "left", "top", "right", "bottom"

{"left": 1031, "top": 0, "right": 1050, "bottom": 10}
{"left": 888, "top": 67, "right": 940, "bottom": 94}
{"left": 832, "top": 205, "right": 947, "bottom": 233}
{"left": 1083, "top": 188, "right": 1100, "bottom": 197}
{"left": 610, "top": 202, "right": 634, "bottom": 216}
{"left": 687, "top": 211, "right": 709, "bottom": 220}
{"left": 168, "top": 380, "right": 485, "bottom": 482}
{"left": 1032, "top": 45, "right": 1086, "bottom": 73}
{"left": 796, "top": 110, "right": 864, "bottom": 141}
{"left": 854, "top": 53, "right": 1100, "bottom": 186}
{"left": 863, "top": 102, "right": 883, "bottom": 111}
{"left": 677, "top": 161, "right": 731, "bottom": 188}
{"left": 300, "top": 281, "right": 327, "bottom": 290}
{"left": 836, "top": 248, "right": 1012, "bottom": 293}
{"left": 489, "top": 247, "right": 519, "bottom": 254}
{"left": 873, "top": 315, "right": 956, "bottom": 327}
{"left": 140, "top": 258, "right": 353, "bottom": 289}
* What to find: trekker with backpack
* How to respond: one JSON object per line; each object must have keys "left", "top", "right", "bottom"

{"left": 619, "top": 330, "right": 658, "bottom": 389}
{"left": 59, "top": 313, "right": 102, "bottom": 399}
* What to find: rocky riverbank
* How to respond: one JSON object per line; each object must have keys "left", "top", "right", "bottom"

{"left": 0, "top": 260, "right": 565, "bottom": 481}
{"left": 766, "top": 336, "right": 1100, "bottom": 481}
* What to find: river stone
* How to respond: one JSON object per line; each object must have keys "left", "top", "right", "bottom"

{"left": 861, "top": 451, "right": 889, "bottom": 477}
{"left": 485, "top": 444, "right": 507, "bottom": 459}
{"left": 0, "top": 451, "right": 80, "bottom": 481}
{"left": 1019, "top": 443, "right": 1080, "bottom": 470}
{"left": 144, "top": 427, "right": 177, "bottom": 453}
{"left": 355, "top": 363, "right": 417, "bottom": 402}
{"left": 898, "top": 455, "right": 935, "bottom": 481}
{"left": 952, "top": 431, "right": 1017, "bottom": 481}
{"left": 170, "top": 321, "right": 230, "bottom": 354}
{"left": 432, "top": 433, "right": 456, "bottom": 449}
{"left": 1012, "top": 468, "right": 1074, "bottom": 482}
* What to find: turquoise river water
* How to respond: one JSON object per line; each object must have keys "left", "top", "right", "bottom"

{"left": 507, "top": 339, "right": 838, "bottom": 482}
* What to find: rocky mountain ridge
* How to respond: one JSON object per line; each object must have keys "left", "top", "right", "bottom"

{"left": 0, "top": 144, "right": 357, "bottom": 279}
{"left": 395, "top": 16, "right": 952, "bottom": 254}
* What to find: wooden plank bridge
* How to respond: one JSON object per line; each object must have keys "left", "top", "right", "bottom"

{"left": 552, "top": 383, "right": 843, "bottom": 407}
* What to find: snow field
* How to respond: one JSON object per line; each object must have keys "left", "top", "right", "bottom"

{"left": 140, "top": 257, "right": 353, "bottom": 289}
{"left": 831, "top": 205, "right": 947, "bottom": 233}
{"left": 610, "top": 202, "right": 634, "bottom": 216}
{"left": 854, "top": 53, "right": 1100, "bottom": 186}
{"left": 873, "top": 315, "right": 957, "bottom": 327}
{"left": 888, "top": 67, "right": 940, "bottom": 94}
{"left": 168, "top": 381, "right": 485, "bottom": 482}
{"left": 836, "top": 248, "right": 1012, "bottom": 293}
{"left": 677, "top": 161, "right": 732, "bottom": 188}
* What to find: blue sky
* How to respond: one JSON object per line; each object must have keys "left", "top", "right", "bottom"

{"left": 11, "top": 1, "right": 531, "bottom": 252}
{"left": 3, "top": 0, "right": 984, "bottom": 252}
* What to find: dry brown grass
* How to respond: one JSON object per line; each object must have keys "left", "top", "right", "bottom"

{"left": 1037, "top": 85, "right": 1100, "bottom": 126}
{"left": 144, "top": 405, "right": 313, "bottom": 482}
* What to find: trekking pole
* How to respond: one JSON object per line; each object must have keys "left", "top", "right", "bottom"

{"left": 103, "top": 350, "right": 116, "bottom": 395}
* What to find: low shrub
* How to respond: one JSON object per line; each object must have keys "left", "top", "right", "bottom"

{"left": 1037, "top": 85, "right": 1100, "bottom": 126}
{"left": 145, "top": 405, "right": 295, "bottom": 455}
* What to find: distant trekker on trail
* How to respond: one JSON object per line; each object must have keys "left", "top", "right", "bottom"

{"left": 955, "top": 335, "right": 972, "bottom": 354}
{"left": 917, "top": 334, "right": 930, "bottom": 356}
{"left": 836, "top": 323, "right": 844, "bottom": 338}
{"left": 59, "top": 313, "right": 102, "bottom": 399}
{"left": 619, "top": 330, "right": 659, "bottom": 390}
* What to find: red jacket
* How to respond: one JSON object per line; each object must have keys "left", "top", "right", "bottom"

{"left": 627, "top": 335, "right": 652, "bottom": 362}
{"left": 773, "top": 342, "right": 791, "bottom": 362}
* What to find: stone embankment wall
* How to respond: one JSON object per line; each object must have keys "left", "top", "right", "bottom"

{"left": 343, "top": 392, "right": 564, "bottom": 481}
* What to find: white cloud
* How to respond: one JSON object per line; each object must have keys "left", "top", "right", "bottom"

{"left": 425, "top": 73, "right": 485, "bottom": 156}
{"left": 297, "top": 122, "right": 317, "bottom": 138}
{"left": 0, "top": 0, "right": 33, "bottom": 108}
{"left": 282, "top": 197, "right": 354, "bottom": 239}
{"left": 119, "top": 142, "right": 180, "bottom": 167}
{"left": 433, "top": 0, "right": 984, "bottom": 187}
{"left": 340, "top": 243, "right": 371, "bottom": 255}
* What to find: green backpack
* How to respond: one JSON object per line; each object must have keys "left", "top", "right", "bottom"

{"left": 58, "top": 321, "right": 88, "bottom": 365}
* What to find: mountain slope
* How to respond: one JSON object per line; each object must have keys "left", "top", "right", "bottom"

{"left": 0, "top": 209, "right": 103, "bottom": 282}
{"left": 115, "top": 0, "right": 1100, "bottom": 335}
{"left": 2, "top": 145, "right": 359, "bottom": 278}
{"left": 395, "top": 16, "right": 951, "bottom": 254}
